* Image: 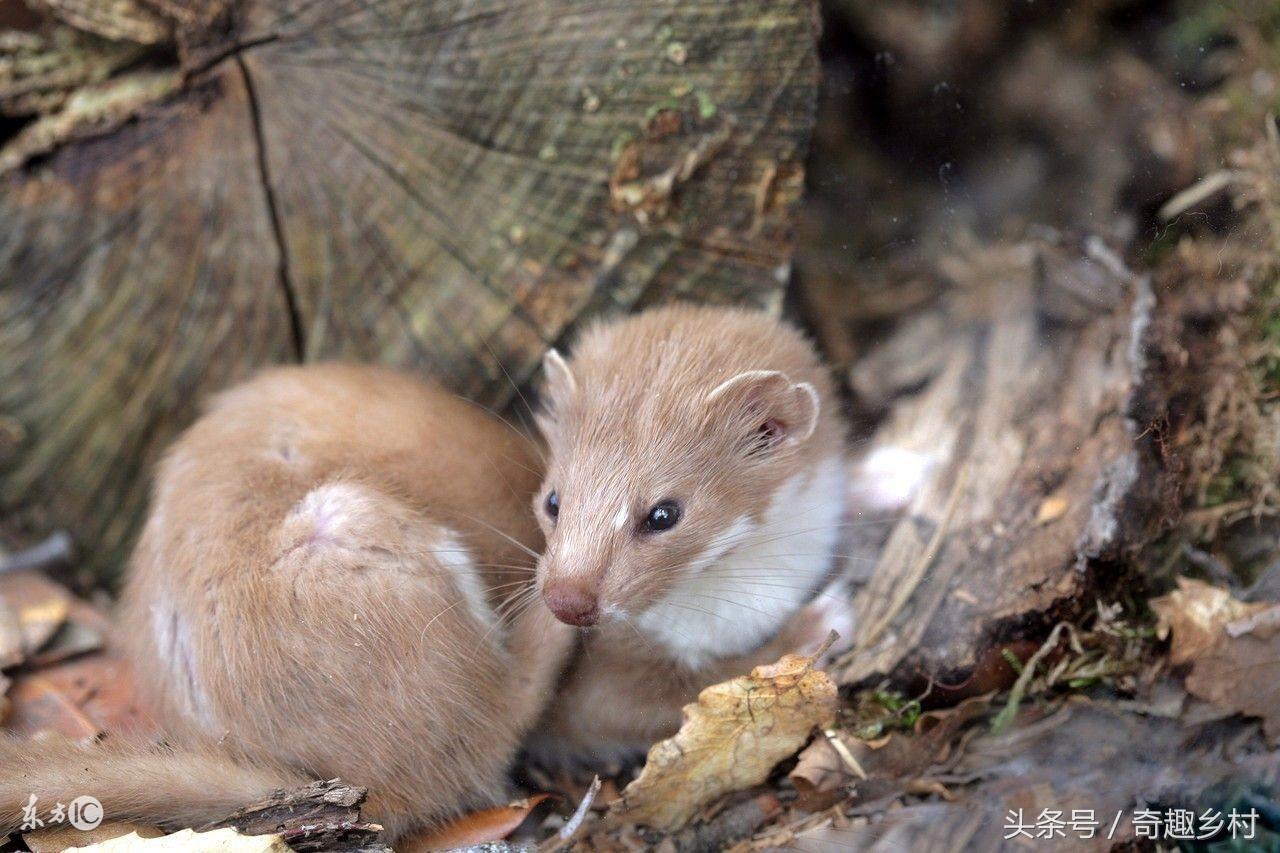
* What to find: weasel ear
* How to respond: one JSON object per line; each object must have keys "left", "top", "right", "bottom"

{"left": 536, "top": 348, "right": 577, "bottom": 437}
{"left": 542, "top": 348, "right": 577, "bottom": 397}
{"left": 705, "top": 370, "right": 820, "bottom": 454}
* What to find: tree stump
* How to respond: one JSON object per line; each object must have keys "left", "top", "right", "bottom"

{"left": 833, "top": 234, "right": 1176, "bottom": 689}
{"left": 0, "top": 0, "right": 820, "bottom": 580}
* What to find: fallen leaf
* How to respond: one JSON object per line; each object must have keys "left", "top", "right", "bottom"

{"left": 1151, "top": 577, "right": 1280, "bottom": 742}
{"left": 790, "top": 731, "right": 858, "bottom": 798}
{"left": 790, "top": 695, "right": 989, "bottom": 799}
{"left": 1227, "top": 605, "right": 1280, "bottom": 638}
{"left": 65, "top": 828, "right": 289, "bottom": 852}
{"left": 0, "top": 571, "right": 72, "bottom": 656}
{"left": 25, "top": 618, "right": 104, "bottom": 669}
{"left": 1151, "top": 577, "right": 1269, "bottom": 664}
{"left": 25, "top": 821, "right": 165, "bottom": 852}
{"left": 0, "top": 598, "right": 22, "bottom": 669}
{"left": 4, "top": 671, "right": 100, "bottom": 739}
{"left": 1184, "top": 629, "right": 1280, "bottom": 743}
{"left": 609, "top": 650, "right": 838, "bottom": 832}
{"left": 399, "top": 794, "right": 548, "bottom": 850}
{"left": 5, "top": 642, "right": 156, "bottom": 740}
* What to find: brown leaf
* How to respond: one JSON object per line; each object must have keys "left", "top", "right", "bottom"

{"left": 1184, "top": 628, "right": 1280, "bottom": 743}
{"left": 5, "top": 633, "right": 156, "bottom": 740}
{"left": 789, "top": 695, "right": 989, "bottom": 800}
{"left": 1151, "top": 577, "right": 1280, "bottom": 742}
{"left": 1151, "top": 576, "right": 1270, "bottom": 664}
{"left": 0, "top": 570, "right": 72, "bottom": 656}
{"left": 399, "top": 795, "right": 548, "bottom": 851}
{"left": 5, "top": 671, "right": 100, "bottom": 739}
{"left": 25, "top": 618, "right": 104, "bottom": 669}
{"left": 610, "top": 650, "right": 838, "bottom": 832}
{"left": 0, "top": 598, "right": 23, "bottom": 670}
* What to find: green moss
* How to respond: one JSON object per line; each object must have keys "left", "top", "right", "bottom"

{"left": 846, "top": 689, "right": 922, "bottom": 740}
{"left": 693, "top": 88, "right": 717, "bottom": 119}
{"left": 1203, "top": 457, "right": 1256, "bottom": 508}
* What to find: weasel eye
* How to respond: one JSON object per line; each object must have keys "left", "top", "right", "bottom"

{"left": 545, "top": 490, "right": 560, "bottom": 519}
{"left": 644, "top": 501, "right": 681, "bottom": 532}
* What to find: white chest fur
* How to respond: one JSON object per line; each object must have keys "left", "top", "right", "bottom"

{"left": 633, "top": 456, "right": 847, "bottom": 669}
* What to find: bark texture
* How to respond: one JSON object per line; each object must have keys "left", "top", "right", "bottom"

{"left": 833, "top": 235, "right": 1174, "bottom": 687}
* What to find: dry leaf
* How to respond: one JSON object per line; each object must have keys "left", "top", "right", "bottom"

{"left": 790, "top": 731, "right": 858, "bottom": 797}
{"left": 1151, "top": 577, "right": 1269, "bottom": 664}
{"left": 1151, "top": 577, "right": 1280, "bottom": 742}
{"left": 610, "top": 650, "right": 838, "bottom": 832}
{"left": 5, "top": 639, "right": 155, "bottom": 740}
{"left": 65, "top": 827, "right": 288, "bottom": 852}
{"left": 0, "top": 571, "right": 72, "bottom": 656}
{"left": 0, "top": 599, "right": 23, "bottom": 670}
{"left": 790, "top": 695, "right": 988, "bottom": 799}
{"left": 26, "top": 618, "right": 104, "bottom": 668}
{"left": 399, "top": 794, "right": 547, "bottom": 850}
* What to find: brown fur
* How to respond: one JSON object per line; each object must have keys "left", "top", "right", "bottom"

{"left": 1, "top": 364, "right": 573, "bottom": 839}
{"left": 528, "top": 304, "right": 850, "bottom": 762}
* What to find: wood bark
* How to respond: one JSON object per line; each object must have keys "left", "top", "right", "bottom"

{"left": 0, "top": 0, "right": 820, "bottom": 579}
{"left": 832, "top": 235, "right": 1175, "bottom": 688}
{"left": 203, "top": 778, "right": 388, "bottom": 852}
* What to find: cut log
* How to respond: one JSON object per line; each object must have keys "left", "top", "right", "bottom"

{"left": 0, "top": 0, "right": 820, "bottom": 580}
{"left": 833, "top": 234, "right": 1175, "bottom": 688}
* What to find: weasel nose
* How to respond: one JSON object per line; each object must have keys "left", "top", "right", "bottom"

{"left": 543, "top": 582, "right": 599, "bottom": 627}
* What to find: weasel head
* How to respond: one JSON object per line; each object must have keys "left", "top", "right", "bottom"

{"left": 530, "top": 306, "right": 840, "bottom": 631}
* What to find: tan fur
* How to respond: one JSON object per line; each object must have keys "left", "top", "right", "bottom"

{"left": 528, "top": 304, "right": 849, "bottom": 762}
{"left": 0, "top": 364, "right": 573, "bottom": 839}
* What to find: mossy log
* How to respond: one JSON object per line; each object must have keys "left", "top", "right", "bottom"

{"left": 0, "top": 0, "right": 820, "bottom": 580}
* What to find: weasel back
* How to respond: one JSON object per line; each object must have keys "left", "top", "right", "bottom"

{"left": 2, "top": 364, "right": 573, "bottom": 839}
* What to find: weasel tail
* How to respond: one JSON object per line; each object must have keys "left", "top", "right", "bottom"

{"left": 0, "top": 736, "right": 306, "bottom": 833}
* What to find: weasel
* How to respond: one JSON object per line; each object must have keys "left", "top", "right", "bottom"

{"left": 526, "top": 304, "right": 854, "bottom": 762}
{"left": 0, "top": 364, "right": 573, "bottom": 841}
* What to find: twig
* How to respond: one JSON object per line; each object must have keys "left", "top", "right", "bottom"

{"left": 809, "top": 630, "right": 838, "bottom": 664}
{"left": 540, "top": 776, "right": 601, "bottom": 852}
{"left": 822, "top": 729, "right": 867, "bottom": 780}
{"left": 560, "top": 776, "right": 600, "bottom": 840}
{"left": 1158, "top": 170, "right": 1240, "bottom": 221}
